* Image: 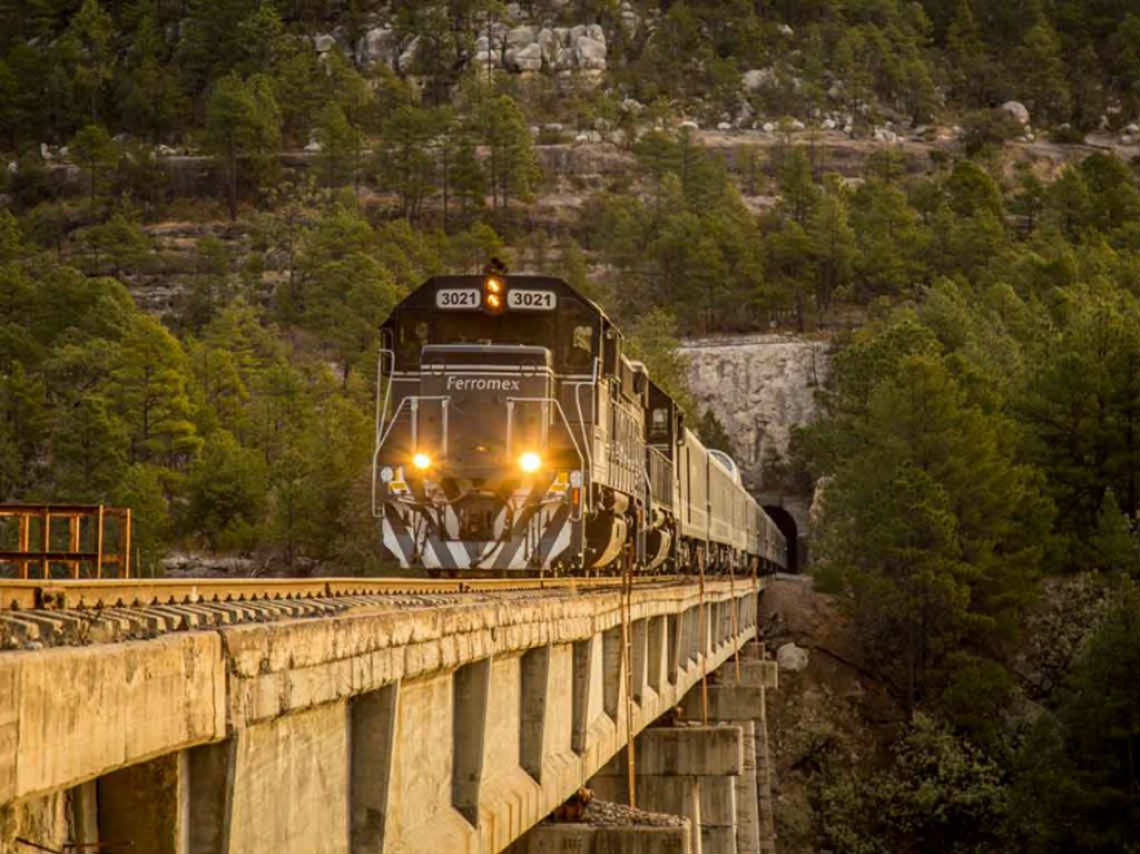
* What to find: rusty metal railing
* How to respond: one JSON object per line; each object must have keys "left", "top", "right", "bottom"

{"left": 0, "top": 504, "right": 132, "bottom": 580}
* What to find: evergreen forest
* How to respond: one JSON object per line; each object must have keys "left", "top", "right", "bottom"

{"left": 0, "top": 1, "right": 1137, "bottom": 849}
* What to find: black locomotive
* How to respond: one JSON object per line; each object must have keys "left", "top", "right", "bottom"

{"left": 371, "top": 273, "right": 786, "bottom": 575}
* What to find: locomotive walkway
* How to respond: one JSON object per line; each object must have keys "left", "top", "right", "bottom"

{"left": 0, "top": 577, "right": 777, "bottom": 854}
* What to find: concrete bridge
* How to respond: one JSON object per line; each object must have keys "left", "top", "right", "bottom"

{"left": 0, "top": 579, "right": 777, "bottom": 854}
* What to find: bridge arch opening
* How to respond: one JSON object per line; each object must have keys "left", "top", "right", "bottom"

{"left": 763, "top": 505, "right": 799, "bottom": 573}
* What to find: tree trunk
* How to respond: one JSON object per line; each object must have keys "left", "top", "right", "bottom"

{"left": 226, "top": 141, "right": 237, "bottom": 221}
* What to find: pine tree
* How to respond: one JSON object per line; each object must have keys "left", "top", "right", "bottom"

{"left": 450, "top": 131, "right": 488, "bottom": 215}
{"left": 1092, "top": 488, "right": 1138, "bottom": 576}
{"left": 476, "top": 94, "right": 540, "bottom": 210}
{"left": 807, "top": 179, "right": 857, "bottom": 312}
{"left": 206, "top": 73, "right": 281, "bottom": 220}
{"left": 66, "top": 0, "right": 114, "bottom": 122}
{"left": 69, "top": 123, "right": 116, "bottom": 204}
{"left": 110, "top": 315, "right": 202, "bottom": 468}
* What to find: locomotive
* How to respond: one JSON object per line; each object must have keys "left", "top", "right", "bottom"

{"left": 371, "top": 272, "right": 786, "bottom": 576}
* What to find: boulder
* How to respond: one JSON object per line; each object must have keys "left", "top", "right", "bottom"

{"left": 397, "top": 36, "right": 420, "bottom": 73}
{"left": 821, "top": 117, "right": 836, "bottom": 130}
{"left": 313, "top": 33, "right": 336, "bottom": 52}
{"left": 537, "top": 28, "right": 559, "bottom": 64}
{"left": 1000, "top": 100, "right": 1030, "bottom": 126}
{"left": 777, "top": 642, "right": 809, "bottom": 672}
{"left": 506, "top": 25, "right": 535, "bottom": 48}
{"left": 762, "top": 121, "right": 776, "bottom": 133}
{"left": 620, "top": 1, "right": 640, "bottom": 30}
{"left": 742, "top": 68, "right": 775, "bottom": 92}
{"left": 304, "top": 139, "right": 322, "bottom": 152}
{"left": 506, "top": 42, "right": 543, "bottom": 72}
{"left": 357, "top": 26, "right": 397, "bottom": 66}
{"left": 808, "top": 476, "right": 832, "bottom": 529}
{"left": 575, "top": 34, "right": 607, "bottom": 70}
{"left": 717, "top": 121, "right": 732, "bottom": 131}
{"left": 474, "top": 49, "right": 500, "bottom": 68}
{"left": 621, "top": 97, "right": 645, "bottom": 114}
{"left": 679, "top": 120, "right": 699, "bottom": 131}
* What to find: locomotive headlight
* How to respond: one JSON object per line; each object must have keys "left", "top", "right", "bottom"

{"left": 412, "top": 452, "right": 432, "bottom": 471}
{"left": 518, "top": 451, "right": 541, "bottom": 473}
{"left": 380, "top": 466, "right": 394, "bottom": 483}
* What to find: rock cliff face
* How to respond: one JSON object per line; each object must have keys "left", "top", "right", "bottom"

{"left": 682, "top": 334, "right": 830, "bottom": 487}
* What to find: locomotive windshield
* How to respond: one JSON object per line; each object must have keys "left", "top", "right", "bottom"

{"left": 395, "top": 297, "right": 596, "bottom": 372}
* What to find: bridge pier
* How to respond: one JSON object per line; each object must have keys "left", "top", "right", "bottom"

{"left": 680, "top": 645, "right": 779, "bottom": 854}
{"left": 587, "top": 725, "right": 743, "bottom": 854}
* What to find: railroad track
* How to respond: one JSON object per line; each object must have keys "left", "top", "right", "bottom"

{"left": 0, "top": 574, "right": 751, "bottom": 612}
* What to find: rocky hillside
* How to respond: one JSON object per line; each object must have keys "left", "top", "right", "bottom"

{"left": 683, "top": 334, "right": 830, "bottom": 490}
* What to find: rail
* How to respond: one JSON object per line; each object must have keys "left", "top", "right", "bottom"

{"left": 0, "top": 573, "right": 760, "bottom": 612}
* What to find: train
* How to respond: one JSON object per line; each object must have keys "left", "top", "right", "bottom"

{"left": 371, "top": 272, "right": 787, "bottom": 576}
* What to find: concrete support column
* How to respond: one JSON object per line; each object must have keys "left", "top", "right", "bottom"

{"left": 733, "top": 720, "right": 761, "bottom": 854}
{"left": 679, "top": 644, "right": 779, "bottom": 854}
{"left": 755, "top": 682, "right": 776, "bottom": 854}
{"left": 350, "top": 683, "right": 399, "bottom": 853}
{"left": 187, "top": 740, "right": 234, "bottom": 854}
{"left": 98, "top": 751, "right": 188, "bottom": 854}
{"left": 588, "top": 725, "right": 743, "bottom": 854}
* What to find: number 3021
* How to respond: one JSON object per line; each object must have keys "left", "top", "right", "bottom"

{"left": 507, "top": 289, "right": 557, "bottom": 310}
{"left": 435, "top": 289, "right": 479, "bottom": 309}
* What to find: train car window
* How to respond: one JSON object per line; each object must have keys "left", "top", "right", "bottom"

{"left": 649, "top": 408, "right": 669, "bottom": 442}
{"left": 396, "top": 311, "right": 431, "bottom": 364}
{"left": 557, "top": 298, "right": 597, "bottom": 373}
{"left": 570, "top": 325, "right": 593, "bottom": 366}
{"left": 603, "top": 327, "right": 619, "bottom": 376}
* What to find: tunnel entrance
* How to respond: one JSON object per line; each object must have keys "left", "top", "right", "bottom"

{"left": 763, "top": 505, "right": 799, "bottom": 573}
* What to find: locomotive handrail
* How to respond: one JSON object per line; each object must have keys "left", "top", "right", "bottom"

{"left": 374, "top": 346, "right": 395, "bottom": 441}
{"left": 505, "top": 396, "right": 587, "bottom": 521}
{"left": 646, "top": 445, "right": 675, "bottom": 511}
{"left": 370, "top": 394, "right": 452, "bottom": 518}
{"left": 567, "top": 356, "right": 599, "bottom": 511}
